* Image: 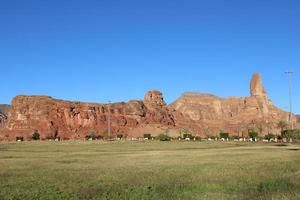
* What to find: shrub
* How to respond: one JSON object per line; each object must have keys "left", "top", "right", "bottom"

{"left": 219, "top": 132, "right": 229, "bottom": 139}
{"left": 32, "top": 131, "right": 40, "bottom": 140}
{"left": 248, "top": 131, "right": 258, "bottom": 140}
{"left": 157, "top": 133, "right": 171, "bottom": 141}
{"left": 144, "top": 134, "right": 152, "bottom": 140}
{"left": 85, "top": 131, "right": 97, "bottom": 140}
{"left": 276, "top": 135, "right": 283, "bottom": 140}
{"left": 16, "top": 136, "right": 24, "bottom": 141}
{"left": 194, "top": 136, "right": 202, "bottom": 141}
{"left": 281, "top": 129, "right": 300, "bottom": 140}
{"left": 264, "top": 133, "right": 275, "bottom": 140}
{"left": 183, "top": 133, "right": 193, "bottom": 139}
{"left": 117, "top": 133, "right": 123, "bottom": 139}
{"left": 231, "top": 135, "right": 239, "bottom": 140}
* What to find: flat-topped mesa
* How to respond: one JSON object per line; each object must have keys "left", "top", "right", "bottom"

{"left": 250, "top": 73, "right": 267, "bottom": 98}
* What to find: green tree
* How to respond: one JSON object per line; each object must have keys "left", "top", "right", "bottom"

{"left": 248, "top": 131, "right": 258, "bottom": 140}
{"left": 219, "top": 131, "right": 229, "bottom": 139}
{"left": 32, "top": 131, "right": 40, "bottom": 140}
{"left": 144, "top": 134, "right": 151, "bottom": 140}
{"left": 281, "top": 129, "right": 300, "bottom": 140}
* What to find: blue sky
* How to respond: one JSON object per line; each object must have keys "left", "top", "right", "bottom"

{"left": 0, "top": 0, "right": 299, "bottom": 113}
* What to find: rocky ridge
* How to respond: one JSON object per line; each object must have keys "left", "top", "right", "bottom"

{"left": 0, "top": 73, "right": 298, "bottom": 140}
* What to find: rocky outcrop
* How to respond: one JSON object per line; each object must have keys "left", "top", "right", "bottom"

{"left": 250, "top": 73, "right": 267, "bottom": 98}
{"left": 0, "top": 73, "right": 298, "bottom": 140}
{"left": 2, "top": 91, "right": 175, "bottom": 140}
{"left": 169, "top": 73, "right": 297, "bottom": 135}
{"left": 0, "top": 104, "right": 9, "bottom": 128}
{"left": 0, "top": 112, "right": 7, "bottom": 128}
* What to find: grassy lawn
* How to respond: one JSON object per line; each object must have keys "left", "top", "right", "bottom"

{"left": 0, "top": 141, "right": 300, "bottom": 200}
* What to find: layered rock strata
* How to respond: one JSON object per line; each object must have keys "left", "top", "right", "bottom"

{"left": 0, "top": 73, "right": 298, "bottom": 140}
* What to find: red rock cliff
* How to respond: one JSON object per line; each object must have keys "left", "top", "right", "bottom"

{"left": 2, "top": 91, "right": 174, "bottom": 140}
{"left": 0, "top": 73, "right": 297, "bottom": 140}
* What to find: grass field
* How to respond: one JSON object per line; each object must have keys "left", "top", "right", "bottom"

{"left": 0, "top": 141, "right": 300, "bottom": 200}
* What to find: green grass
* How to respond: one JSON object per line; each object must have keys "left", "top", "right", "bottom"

{"left": 0, "top": 141, "right": 300, "bottom": 200}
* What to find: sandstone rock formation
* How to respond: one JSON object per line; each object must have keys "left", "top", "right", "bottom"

{"left": 169, "top": 73, "right": 297, "bottom": 136}
{"left": 250, "top": 73, "right": 267, "bottom": 98}
{"left": 0, "top": 112, "right": 7, "bottom": 128}
{"left": 0, "top": 104, "right": 9, "bottom": 128}
{"left": 297, "top": 115, "right": 300, "bottom": 124}
{"left": 0, "top": 73, "right": 298, "bottom": 140}
{"left": 1, "top": 91, "right": 174, "bottom": 140}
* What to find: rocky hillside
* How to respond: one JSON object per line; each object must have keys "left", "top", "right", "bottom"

{"left": 0, "top": 73, "right": 298, "bottom": 140}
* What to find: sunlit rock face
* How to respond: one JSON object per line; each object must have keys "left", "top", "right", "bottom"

{"left": 168, "top": 73, "right": 296, "bottom": 135}
{"left": 0, "top": 73, "right": 298, "bottom": 141}
{"left": 250, "top": 73, "right": 267, "bottom": 98}
{"left": 2, "top": 91, "right": 175, "bottom": 140}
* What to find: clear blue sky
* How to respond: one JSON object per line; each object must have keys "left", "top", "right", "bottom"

{"left": 0, "top": 0, "right": 299, "bottom": 113}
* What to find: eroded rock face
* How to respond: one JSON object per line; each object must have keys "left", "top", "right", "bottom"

{"left": 169, "top": 93, "right": 293, "bottom": 135}
{"left": 1, "top": 73, "right": 298, "bottom": 140}
{"left": 0, "top": 112, "right": 6, "bottom": 128}
{"left": 250, "top": 73, "right": 267, "bottom": 98}
{"left": 143, "top": 90, "right": 175, "bottom": 126}
{"left": 2, "top": 93, "right": 175, "bottom": 140}
{"left": 0, "top": 104, "right": 9, "bottom": 128}
{"left": 169, "top": 73, "right": 297, "bottom": 135}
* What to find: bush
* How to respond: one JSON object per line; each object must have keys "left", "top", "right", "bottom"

{"left": 194, "top": 136, "right": 202, "bottom": 141}
{"left": 281, "top": 129, "right": 300, "bottom": 140}
{"left": 157, "top": 133, "right": 171, "bottom": 141}
{"left": 183, "top": 133, "right": 193, "bottom": 139}
{"left": 16, "top": 136, "right": 24, "bottom": 141}
{"left": 85, "top": 131, "right": 97, "bottom": 140}
{"left": 248, "top": 131, "right": 258, "bottom": 140}
{"left": 231, "top": 135, "right": 239, "bottom": 140}
{"left": 117, "top": 133, "right": 123, "bottom": 139}
{"left": 219, "top": 132, "right": 229, "bottom": 139}
{"left": 276, "top": 135, "right": 283, "bottom": 140}
{"left": 264, "top": 133, "right": 275, "bottom": 140}
{"left": 32, "top": 131, "right": 40, "bottom": 140}
{"left": 144, "top": 134, "right": 152, "bottom": 140}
